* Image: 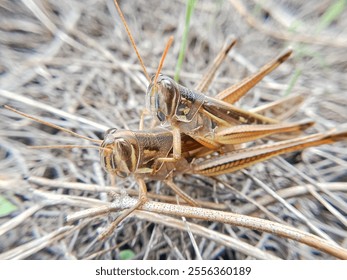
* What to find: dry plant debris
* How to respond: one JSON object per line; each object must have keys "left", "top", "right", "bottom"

{"left": 0, "top": 0, "right": 347, "bottom": 259}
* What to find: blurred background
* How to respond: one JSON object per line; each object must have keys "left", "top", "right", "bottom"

{"left": 0, "top": 0, "right": 347, "bottom": 259}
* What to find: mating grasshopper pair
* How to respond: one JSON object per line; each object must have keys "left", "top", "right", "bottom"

{"left": 94, "top": 1, "right": 347, "bottom": 235}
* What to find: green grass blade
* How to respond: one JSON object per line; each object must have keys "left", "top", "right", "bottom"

{"left": 284, "top": 68, "right": 302, "bottom": 96}
{"left": 0, "top": 195, "right": 17, "bottom": 217}
{"left": 174, "top": 0, "right": 197, "bottom": 82}
{"left": 316, "top": 0, "right": 346, "bottom": 33}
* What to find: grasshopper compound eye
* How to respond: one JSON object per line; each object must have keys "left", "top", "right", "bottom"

{"left": 146, "top": 74, "right": 179, "bottom": 123}
{"left": 100, "top": 141, "right": 118, "bottom": 175}
{"left": 104, "top": 128, "right": 118, "bottom": 137}
{"left": 99, "top": 138, "right": 133, "bottom": 177}
{"left": 100, "top": 135, "right": 137, "bottom": 178}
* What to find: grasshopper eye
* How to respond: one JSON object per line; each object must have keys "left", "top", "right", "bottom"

{"left": 104, "top": 128, "right": 117, "bottom": 137}
{"left": 113, "top": 138, "right": 137, "bottom": 175}
{"left": 161, "top": 77, "right": 173, "bottom": 90}
{"left": 157, "top": 110, "right": 166, "bottom": 122}
{"left": 99, "top": 145, "right": 118, "bottom": 175}
{"left": 116, "top": 139, "right": 132, "bottom": 159}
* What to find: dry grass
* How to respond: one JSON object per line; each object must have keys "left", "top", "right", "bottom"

{"left": 0, "top": 0, "right": 347, "bottom": 259}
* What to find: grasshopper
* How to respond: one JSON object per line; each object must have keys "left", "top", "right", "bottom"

{"left": 146, "top": 50, "right": 303, "bottom": 158}
{"left": 98, "top": 122, "right": 346, "bottom": 238}
{"left": 111, "top": 1, "right": 314, "bottom": 162}
{"left": 3, "top": 106, "right": 199, "bottom": 234}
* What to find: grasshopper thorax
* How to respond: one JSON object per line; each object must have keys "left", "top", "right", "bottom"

{"left": 100, "top": 128, "right": 140, "bottom": 178}
{"left": 146, "top": 74, "right": 180, "bottom": 123}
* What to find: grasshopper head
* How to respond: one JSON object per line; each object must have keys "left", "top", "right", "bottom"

{"left": 100, "top": 128, "right": 139, "bottom": 178}
{"left": 146, "top": 74, "right": 180, "bottom": 123}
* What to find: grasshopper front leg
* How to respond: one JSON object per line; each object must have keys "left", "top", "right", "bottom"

{"left": 172, "top": 126, "right": 182, "bottom": 160}
{"left": 155, "top": 126, "right": 182, "bottom": 163}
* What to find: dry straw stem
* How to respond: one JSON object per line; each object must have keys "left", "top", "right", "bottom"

{"left": 0, "top": 186, "right": 276, "bottom": 260}
{"left": 0, "top": 226, "right": 76, "bottom": 260}
{"left": 133, "top": 212, "right": 280, "bottom": 260}
{"left": 3, "top": 177, "right": 346, "bottom": 259}
{"left": 229, "top": 0, "right": 347, "bottom": 48}
{"left": 240, "top": 182, "right": 347, "bottom": 215}
{"left": 24, "top": 176, "right": 347, "bottom": 218}
{"left": 27, "top": 176, "right": 227, "bottom": 210}
{"left": 66, "top": 196, "right": 347, "bottom": 260}
{"left": 0, "top": 90, "right": 108, "bottom": 131}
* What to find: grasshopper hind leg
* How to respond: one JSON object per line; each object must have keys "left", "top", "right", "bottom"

{"left": 195, "top": 38, "right": 237, "bottom": 93}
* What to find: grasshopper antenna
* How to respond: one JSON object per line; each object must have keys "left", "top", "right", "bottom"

{"left": 4, "top": 105, "right": 102, "bottom": 144}
{"left": 113, "top": 0, "right": 151, "bottom": 82}
{"left": 29, "top": 145, "right": 111, "bottom": 152}
{"left": 153, "top": 36, "right": 174, "bottom": 85}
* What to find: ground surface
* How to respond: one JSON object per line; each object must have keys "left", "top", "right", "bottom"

{"left": 0, "top": 0, "right": 347, "bottom": 259}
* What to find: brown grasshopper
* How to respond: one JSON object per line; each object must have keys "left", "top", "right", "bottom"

{"left": 98, "top": 123, "right": 346, "bottom": 238}
{"left": 146, "top": 50, "right": 304, "bottom": 158}
{"left": 111, "top": 1, "right": 314, "bottom": 162}
{"left": 3, "top": 106, "right": 197, "bottom": 230}
{"left": 2, "top": 105, "right": 218, "bottom": 238}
